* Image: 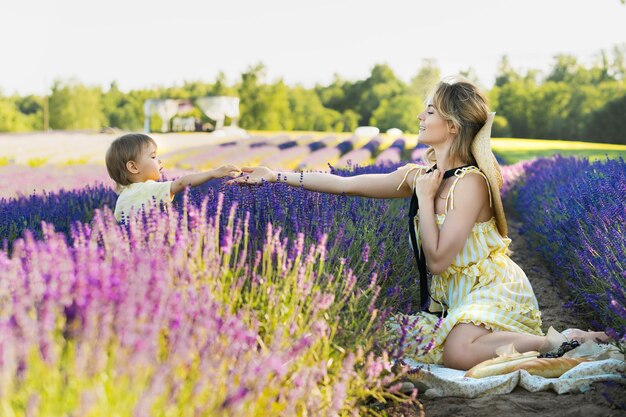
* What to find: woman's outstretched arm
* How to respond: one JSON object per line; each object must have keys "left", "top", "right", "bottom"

{"left": 226, "top": 165, "right": 426, "bottom": 199}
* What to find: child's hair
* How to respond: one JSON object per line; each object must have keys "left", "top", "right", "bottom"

{"left": 423, "top": 75, "right": 489, "bottom": 166}
{"left": 105, "top": 133, "right": 157, "bottom": 191}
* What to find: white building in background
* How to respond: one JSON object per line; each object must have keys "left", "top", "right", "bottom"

{"left": 172, "top": 117, "right": 196, "bottom": 132}
{"left": 143, "top": 96, "right": 245, "bottom": 136}
{"left": 143, "top": 99, "right": 180, "bottom": 133}
{"left": 196, "top": 96, "right": 240, "bottom": 131}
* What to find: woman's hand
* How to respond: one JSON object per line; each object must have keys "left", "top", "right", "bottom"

{"left": 226, "top": 166, "right": 277, "bottom": 185}
{"left": 413, "top": 168, "right": 443, "bottom": 202}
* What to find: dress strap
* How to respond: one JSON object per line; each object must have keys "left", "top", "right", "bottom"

{"left": 444, "top": 166, "right": 493, "bottom": 214}
{"left": 396, "top": 163, "right": 429, "bottom": 191}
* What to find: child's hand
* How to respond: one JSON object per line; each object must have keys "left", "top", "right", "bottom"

{"left": 213, "top": 165, "right": 241, "bottom": 179}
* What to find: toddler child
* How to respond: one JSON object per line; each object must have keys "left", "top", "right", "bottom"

{"left": 105, "top": 133, "right": 240, "bottom": 222}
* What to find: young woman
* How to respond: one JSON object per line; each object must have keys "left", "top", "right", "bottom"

{"left": 228, "top": 76, "right": 609, "bottom": 370}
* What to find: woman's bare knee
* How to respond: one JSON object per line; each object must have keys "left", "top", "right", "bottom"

{"left": 442, "top": 343, "right": 466, "bottom": 369}
{"left": 443, "top": 342, "right": 477, "bottom": 369}
{"left": 443, "top": 323, "right": 490, "bottom": 370}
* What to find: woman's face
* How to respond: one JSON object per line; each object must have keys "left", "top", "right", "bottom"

{"left": 417, "top": 102, "right": 452, "bottom": 145}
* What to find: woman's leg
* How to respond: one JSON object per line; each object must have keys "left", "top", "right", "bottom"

{"left": 443, "top": 323, "right": 611, "bottom": 370}
{"left": 563, "top": 329, "right": 611, "bottom": 343}
{"left": 442, "top": 323, "right": 545, "bottom": 370}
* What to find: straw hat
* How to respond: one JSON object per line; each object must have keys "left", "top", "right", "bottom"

{"left": 471, "top": 112, "right": 508, "bottom": 237}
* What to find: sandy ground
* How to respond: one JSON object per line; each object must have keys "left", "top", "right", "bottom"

{"left": 392, "top": 214, "right": 626, "bottom": 417}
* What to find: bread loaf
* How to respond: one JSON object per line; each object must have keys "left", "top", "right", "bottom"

{"left": 512, "top": 357, "right": 587, "bottom": 378}
{"left": 465, "top": 351, "right": 540, "bottom": 378}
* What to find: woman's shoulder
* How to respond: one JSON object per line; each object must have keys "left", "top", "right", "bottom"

{"left": 396, "top": 162, "right": 431, "bottom": 174}
{"left": 452, "top": 165, "right": 482, "bottom": 177}
{"left": 448, "top": 169, "right": 491, "bottom": 211}
{"left": 453, "top": 167, "right": 489, "bottom": 190}
{"left": 399, "top": 162, "right": 430, "bottom": 169}
{"left": 456, "top": 170, "right": 488, "bottom": 187}
{"left": 395, "top": 163, "right": 431, "bottom": 191}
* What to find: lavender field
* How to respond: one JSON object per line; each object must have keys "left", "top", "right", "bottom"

{"left": 0, "top": 132, "right": 625, "bottom": 415}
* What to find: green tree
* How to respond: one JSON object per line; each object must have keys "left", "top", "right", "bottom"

{"left": 530, "top": 81, "right": 573, "bottom": 138}
{"left": 459, "top": 67, "right": 484, "bottom": 89}
{"left": 547, "top": 54, "right": 580, "bottom": 83}
{"left": 491, "top": 115, "right": 512, "bottom": 138}
{"left": 237, "top": 63, "right": 292, "bottom": 130}
{"left": 262, "top": 80, "right": 292, "bottom": 130}
{"left": 585, "top": 93, "right": 626, "bottom": 144}
{"left": 49, "top": 79, "right": 105, "bottom": 130}
{"left": 370, "top": 95, "right": 423, "bottom": 133}
{"left": 16, "top": 95, "right": 43, "bottom": 130}
{"left": 316, "top": 74, "right": 348, "bottom": 112}
{"left": 494, "top": 55, "right": 521, "bottom": 87}
{"left": 210, "top": 72, "right": 237, "bottom": 96}
{"left": 605, "top": 43, "right": 626, "bottom": 80}
{"left": 353, "top": 63, "right": 406, "bottom": 125}
{"left": 289, "top": 87, "right": 331, "bottom": 131}
{"left": 0, "top": 97, "right": 36, "bottom": 132}
{"left": 334, "top": 110, "right": 360, "bottom": 132}
{"left": 16, "top": 95, "right": 42, "bottom": 116}
{"left": 490, "top": 78, "right": 536, "bottom": 138}
{"left": 237, "top": 63, "right": 266, "bottom": 129}
{"left": 101, "top": 82, "right": 145, "bottom": 130}
{"left": 408, "top": 58, "right": 441, "bottom": 98}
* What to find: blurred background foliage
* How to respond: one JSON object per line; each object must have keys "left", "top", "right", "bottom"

{"left": 0, "top": 44, "right": 625, "bottom": 144}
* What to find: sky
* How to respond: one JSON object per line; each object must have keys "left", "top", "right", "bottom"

{"left": 1, "top": 0, "right": 626, "bottom": 96}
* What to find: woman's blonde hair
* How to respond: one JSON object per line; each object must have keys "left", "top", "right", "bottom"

{"left": 105, "top": 133, "right": 156, "bottom": 192}
{"left": 423, "top": 76, "right": 489, "bottom": 166}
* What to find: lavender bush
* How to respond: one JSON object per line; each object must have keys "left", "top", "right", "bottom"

{"left": 508, "top": 156, "right": 626, "bottom": 345}
{"left": 1, "top": 186, "right": 118, "bottom": 247}
{"left": 0, "top": 191, "right": 433, "bottom": 415}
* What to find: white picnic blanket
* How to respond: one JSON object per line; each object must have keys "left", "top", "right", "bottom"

{"left": 402, "top": 336, "right": 626, "bottom": 398}
{"left": 404, "top": 358, "right": 626, "bottom": 398}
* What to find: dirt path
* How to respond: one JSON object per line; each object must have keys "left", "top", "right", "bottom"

{"left": 413, "top": 214, "right": 626, "bottom": 417}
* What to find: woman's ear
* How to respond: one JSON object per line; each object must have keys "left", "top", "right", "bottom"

{"left": 126, "top": 160, "right": 139, "bottom": 174}
{"left": 448, "top": 121, "right": 458, "bottom": 134}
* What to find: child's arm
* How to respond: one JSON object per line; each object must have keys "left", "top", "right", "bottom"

{"left": 170, "top": 165, "right": 240, "bottom": 197}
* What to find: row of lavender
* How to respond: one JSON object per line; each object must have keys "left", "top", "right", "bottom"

{"left": 172, "top": 134, "right": 422, "bottom": 171}
{"left": 0, "top": 163, "right": 429, "bottom": 415}
{"left": 507, "top": 156, "right": 626, "bottom": 346}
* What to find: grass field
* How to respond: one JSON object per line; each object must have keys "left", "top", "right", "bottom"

{"left": 491, "top": 137, "right": 626, "bottom": 164}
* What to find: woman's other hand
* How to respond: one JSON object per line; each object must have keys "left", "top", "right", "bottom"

{"left": 414, "top": 168, "right": 443, "bottom": 202}
{"left": 226, "top": 166, "right": 277, "bottom": 185}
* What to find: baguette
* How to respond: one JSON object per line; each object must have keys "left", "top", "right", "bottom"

{"left": 465, "top": 351, "right": 540, "bottom": 378}
{"left": 512, "top": 357, "right": 587, "bottom": 378}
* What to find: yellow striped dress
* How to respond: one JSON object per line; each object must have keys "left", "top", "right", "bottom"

{"left": 388, "top": 164, "right": 543, "bottom": 365}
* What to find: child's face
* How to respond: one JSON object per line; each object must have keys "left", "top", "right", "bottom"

{"left": 133, "top": 142, "right": 163, "bottom": 182}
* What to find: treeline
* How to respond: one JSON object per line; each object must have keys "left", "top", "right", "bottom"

{"left": 1, "top": 44, "right": 625, "bottom": 144}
